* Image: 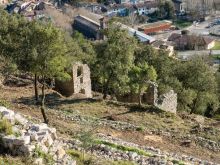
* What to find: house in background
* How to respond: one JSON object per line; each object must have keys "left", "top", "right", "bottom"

{"left": 103, "top": 0, "right": 157, "bottom": 17}
{"left": 104, "top": 4, "right": 133, "bottom": 17}
{"left": 172, "top": 0, "right": 186, "bottom": 14}
{"left": 117, "top": 22, "right": 156, "bottom": 43}
{"left": 116, "top": 0, "right": 155, "bottom": 4}
{"left": 138, "top": 20, "right": 172, "bottom": 34}
{"left": 151, "top": 40, "right": 175, "bottom": 56}
{"left": 168, "top": 32, "right": 216, "bottom": 50}
{"left": 73, "top": 9, "right": 106, "bottom": 40}
{"left": 134, "top": 1, "right": 158, "bottom": 15}
{"left": 73, "top": 14, "right": 106, "bottom": 40}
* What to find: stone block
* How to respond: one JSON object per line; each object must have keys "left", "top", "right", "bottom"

{"left": 14, "top": 113, "right": 28, "bottom": 125}
{"left": 156, "top": 90, "right": 177, "bottom": 114}
{"left": 30, "top": 123, "right": 48, "bottom": 132}
{"left": 0, "top": 106, "right": 8, "bottom": 113}
{"left": 22, "top": 135, "right": 31, "bottom": 145}
{"left": 0, "top": 106, "right": 76, "bottom": 164}
{"left": 56, "top": 147, "right": 66, "bottom": 159}
{"left": 194, "top": 115, "right": 205, "bottom": 124}
{"left": 34, "top": 158, "right": 44, "bottom": 165}
{"left": 45, "top": 135, "right": 53, "bottom": 147}
{"left": 13, "top": 138, "right": 25, "bottom": 146}
{"left": 19, "top": 144, "right": 35, "bottom": 155}
{"left": 2, "top": 135, "right": 16, "bottom": 148}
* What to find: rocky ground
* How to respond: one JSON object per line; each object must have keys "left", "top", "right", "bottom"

{"left": 0, "top": 84, "right": 220, "bottom": 164}
{"left": 0, "top": 106, "right": 76, "bottom": 165}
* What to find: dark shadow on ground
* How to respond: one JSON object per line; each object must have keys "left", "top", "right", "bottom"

{"left": 102, "top": 101, "right": 165, "bottom": 120}
{"left": 15, "top": 91, "right": 99, "bottom": 109}
{"left": 15, "top": 92, "right": 165, "bottom": 119}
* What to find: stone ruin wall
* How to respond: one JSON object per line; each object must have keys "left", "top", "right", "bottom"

{"left": 55, "top": 62, "right": 92, "bottom": 98}
{"left": 156, "top": 90, "right": 177, "bottom": 114}
{"left": 117, "top": 83, "right": 177, "bottom": 114}
{"left": 143, "top": 83, "right": 158, "bottom": 105}
{"left": 72, "top": 63, "right": 92, "bottom": 98}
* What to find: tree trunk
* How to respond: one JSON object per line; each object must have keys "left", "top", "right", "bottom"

{"left": 138, "top": 88, "right": 142, "bottom": 107}
{"left": 103, "top": 85, "right": 108, "bottom": 99}
{"left": 190, "top": 92, "right": 199, "bottom": 114}
{"left": 41, "top": 79, "right": 48, "bottom": 124}
{"left": 82, "top": 150, "right": 85, "bottom": 163}
{"left": 103, "top": 78, "right": 110, "bottom": 99}
{"left": 138, "top": 94, "right": 142, "bottom": 107}
{"left": 34, "top": 74, "right": 39, "bottom": 104}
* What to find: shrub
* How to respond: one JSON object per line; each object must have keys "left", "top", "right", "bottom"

{"left": 33, "top": 146, "right": 54, "bottom": 165}
{"left": 172, "top": 160, "right": 185, "bottom": 165}
{"left": 96, "top": 140, "right": 152, "bottom": 157}
{"left": 0, "top": 119, "right": 13, "bottom": 135}
{"left": 112, "top": 161, "right": 136, "bottom": 165}
{"left": 136, "top": 126, "right": 144, "bottom": 132}
{"left": 67, "top": 149, "right": 95, "bottom": 165}
{"left": 0, "top": 99, "right": 11, "bottom": 108}
{"left": 14, "top": 131, "right": 22, "bottom": 137}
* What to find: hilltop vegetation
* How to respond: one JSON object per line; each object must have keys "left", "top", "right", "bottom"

{"left": 0, "top": 8, "right": 220, "bottom": 120}
{"left": 0, "top": 7, "right": 220, "bottom": 163}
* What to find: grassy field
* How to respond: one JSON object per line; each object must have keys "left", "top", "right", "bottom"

{"left": 0, "top": 85, "right": 220, "bottom": 163}
{"left": 67, "top": 149, "right": 136, "bottom": 165}
{"left": 212, "top": 41, "right": 220, "bottom": 50}
{"left": 212, "top": 54, "right": 220, "bottom": 59}
{"left": 0, "top": 156, "right": 32, "bottom": 165}
{"left": 174, "top": 20, "right": 193, "bottom": 29}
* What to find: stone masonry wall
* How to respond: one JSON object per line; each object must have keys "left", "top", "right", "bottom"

{"left": 55, "top": 62, "right": 92, "bottom": 98}
{"left": 117, "top": 83, "right": 177, "bottom": 114}
{"left": 156, "top": 90, "right": 177, "bottom": 114}
{"left": 72, "top": 62, "right": 92, "bottom": 98}
{"left": 143, "top": 83, "right": 158, "bottom": 105}
{"left": 0, "top": 106, "right": 76, "bottom": 165}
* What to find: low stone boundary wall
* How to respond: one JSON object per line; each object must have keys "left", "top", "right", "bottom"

{"left": 0, "top": 106, "right": 76, "bottom": 165}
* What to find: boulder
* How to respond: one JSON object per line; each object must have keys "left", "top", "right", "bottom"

{"left": 22, "top": 135, "right": 31, "bottom": 145}
{"left": 2, "top": 135, "right": 16, "bottom": 148}
{"left": 30, "top": 132, "right": 38, "bottom": 141}
{"left": 1, "top": 109, "right": 15, "bottom": 123}
{"left": 56, "top": 147, "right": 66, "bottom": 159}
{"left": 13, "top": 138, "right": 25, "bottom": 146}
{"left": 0, "top": 106, "right": 76, "bottom": 164}
{"left": 30, "top": 124, "right": 48, "bottom": 132}
{"left": 45, "top": 135, "right": 53, "bottom": 147}
{"left": 34, "top": 158, "right": 44, "bottom": 165}
{"left": 0, "top": 106, "right": 8, "bottom": 113}
{"left": 14, "top": 113, "right": 28, "bottom": 125}
{"left": 129, "top": 152, "right": 138, "bottom": 160}
{"left": 18, "top": 144, "right": 35, "bottom": 155}
{"left": 193, "top": 115, "right": 205, "bottom": 124}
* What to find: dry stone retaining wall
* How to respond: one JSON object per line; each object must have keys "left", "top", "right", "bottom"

{"left": 0, "top": 106, "right": 76, "bottom": 165}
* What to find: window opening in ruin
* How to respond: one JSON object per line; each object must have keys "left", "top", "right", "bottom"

{"left": 79, "top": 88, "right": 86, "bottom": 94}
{"left": 80, "top": 77, "right": 83, "bottom": 83}
{"left": 77, "top": 66, "right": 83, "bottom": 77}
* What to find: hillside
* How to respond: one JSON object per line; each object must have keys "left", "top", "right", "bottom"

{"left": 0, "top": 83, "right": 220, "bottom": 164}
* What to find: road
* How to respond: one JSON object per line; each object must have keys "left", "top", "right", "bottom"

{"left": 178, "top": 50, "right": 220, "bottom": 56}
{"left": 150, "top": 13, "right": 220, "bottom": 41}
{"left": 177, "top": 50, "right": 220, "bottom": 61}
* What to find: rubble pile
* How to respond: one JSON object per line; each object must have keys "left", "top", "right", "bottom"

{"left": 0, "top": 106, "right": 76, "bottom": 165}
